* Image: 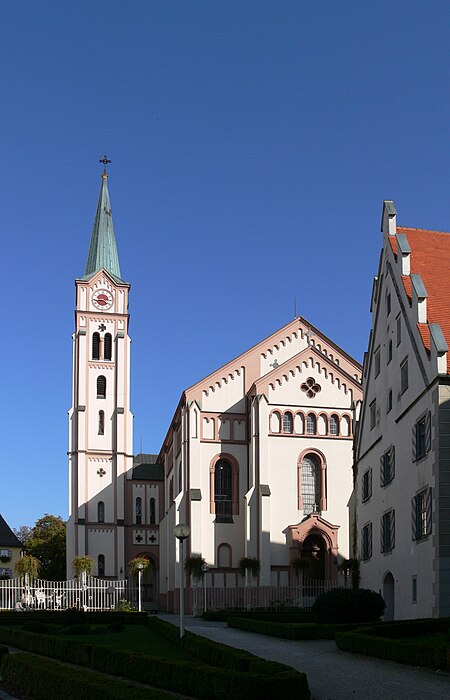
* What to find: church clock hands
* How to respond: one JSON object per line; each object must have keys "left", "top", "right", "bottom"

{"left": 92, "top": 289, "right": 113, "bottom": 310}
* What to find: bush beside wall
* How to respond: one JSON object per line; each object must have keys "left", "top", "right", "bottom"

{"left": 228, "top": 617, "right": 361, "bottom": 640}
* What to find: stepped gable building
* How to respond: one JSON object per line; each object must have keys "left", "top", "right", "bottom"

{"left": 352, "top": 201, "right": 450, "bottom": 620}
{"left": 158, "top": 318, "right": 362, "bottom": 611}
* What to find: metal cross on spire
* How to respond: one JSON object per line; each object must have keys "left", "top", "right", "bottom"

{"left": 99, "top": 155, "right": 111, "bottom": 174}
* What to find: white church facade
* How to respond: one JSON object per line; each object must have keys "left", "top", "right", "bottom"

{"left": 67, "top": 167, "right": 363, "bottom": 608}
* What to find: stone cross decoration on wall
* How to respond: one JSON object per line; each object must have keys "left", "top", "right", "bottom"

{"left": 97, "top": 468, "right": 106, "bottom": 477}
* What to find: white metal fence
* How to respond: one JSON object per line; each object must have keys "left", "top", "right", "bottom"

{"left": 192, "top": 578, "right": 343, "bottom": 614}
{"left": 0, "top": 575, "right": 129, "bottom": 611}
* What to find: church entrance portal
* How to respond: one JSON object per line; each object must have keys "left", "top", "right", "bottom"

{"left": 302, "top": 534, "right": 326, "bottom": 580}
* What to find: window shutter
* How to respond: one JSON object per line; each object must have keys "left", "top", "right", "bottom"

{"left": 369, "top": 468, "right": 372, "bottom": 499}
{"left": 412, "top": 424, "right": 417, "bottom": 462}
{"left": 426, "top": 487, "right": 432, "bottom": 535}
{"left": 380, "top": 455, "right": 385, "bottom": 487}
{"left": 391, "top": 510, "right": 395, "bottom": 549}
{"left": 390, "top": 446, "right": 395, "bottom": 480}
{"left": 380, "top": 516, "right": 384, "bottom": 553}
{"left": 425, "top": 411, "right": 431, "bottom": 453}
{"left": 368, "top": 523, "right": 372, "bottom": 558}
{"left": 411, "top": 496, "right": 417, "bottom": 540}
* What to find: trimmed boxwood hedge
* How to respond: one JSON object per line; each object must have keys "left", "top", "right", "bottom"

{"left": 203, "top": 610, "right": 315, "bottom": 623}
{"left": 0, "top": 623, "right": 310, "bottom": 700}
{"left": 0, "top": 610, "right": 147, "bottom": 626}
{"left": 0, "top": 644, "right": 8, "bottom": 663}
{"left": 227, "top": 616, "right": 361, "bottom": 640}
{"left": 0, "top": 653, "right": 173, "bottom": 700}
{"left": 335, "top": 618, "right": 450, "bottom": 671}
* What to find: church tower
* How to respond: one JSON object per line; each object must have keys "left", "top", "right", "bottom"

{"left": 67, "top": 163, "right": 133, "bottom": 579}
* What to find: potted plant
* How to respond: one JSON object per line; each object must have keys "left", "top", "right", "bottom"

{"left": 15, "top": 555, "right": 40, "bottom": 580}
{"left": 128, "top": 556, "right": 153, "bottom": 579}
{"left": 184, "top": 554, "right": 206, "bottom": 584}
{"left": 72, "top": 555, "right": 94, "bottom": 578}
{"left": 238, "top": 556, "right": 260, "bottom": 580}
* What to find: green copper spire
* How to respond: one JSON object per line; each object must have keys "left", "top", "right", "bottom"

{"left": 83, "top": 171, "right": 123, "bottom": 282}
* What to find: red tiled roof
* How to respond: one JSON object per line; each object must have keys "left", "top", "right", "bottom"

{"left": 389, "top": 227, "right": 450, "bottom": 373}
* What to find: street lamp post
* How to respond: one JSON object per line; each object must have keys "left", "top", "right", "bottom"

{"left": 173, "top": 523, "right": 191, "bottom": 640}
{"left": 202, "top": 563, "right": 208, "bottom": 613}
{"left": 136, "top": 562, "right": 144, "bottom": 612}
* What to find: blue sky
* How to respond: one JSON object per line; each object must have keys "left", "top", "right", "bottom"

{"left": 1, "top": 1, "right": 448, "bottom": 530}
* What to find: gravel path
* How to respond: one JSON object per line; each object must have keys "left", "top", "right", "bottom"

{"left": 158, "top": 614, "right": 450, "bottom": 700}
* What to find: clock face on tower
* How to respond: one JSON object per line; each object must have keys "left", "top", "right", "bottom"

{"left": 92, "top": 289, "right": 113, "bottom": 310}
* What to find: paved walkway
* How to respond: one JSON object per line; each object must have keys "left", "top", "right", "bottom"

{"left": 158, "top": 614, "right": 450, "bottom": 700}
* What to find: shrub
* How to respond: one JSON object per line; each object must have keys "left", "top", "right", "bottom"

{"left": 228, "top": 617, "right": 361, "bottom": 640}
{"left": 0, "top": 653, "right": 173, "bottom": 700}
{"left": 312, "top": 588, "right": 385, "bottom": 624}
{"left": 22, "top": 622, "right": 61, "bottom": 635}
{"left": 0, "top": 644, "right": 8, "bottom": 663}
{"left": 336, "top": 630, "right": 448, "bottom": 670}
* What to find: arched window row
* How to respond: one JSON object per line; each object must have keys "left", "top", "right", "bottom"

{"left": 92, "top": 332, "right": 113, "bottom": 361}
{"left": 270, "top": 410, "right": 352, "bottom": 437}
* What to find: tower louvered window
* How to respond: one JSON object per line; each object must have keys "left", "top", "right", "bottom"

{"left": 98, "top": 554, "right": 105, "bottom": 577}
{"left": 97, "top": 376, "right": 106, "bottom": 398}
{"left": 98, "top": 410, "right": 104, "bottom": 435}
{"left": 135, "top": 497, "right": 142, "bottom": 525}
{"left": 92, "top": 332, "right": 100, "bottom": 360}
{"left": 97, "top": 501, "right": 105, "bottom": 523}
{"left": 149, "top": 497, "right": 156, "bottom": 525}
{"left": 104, "top": 333, "right": 112, "bottom": 360}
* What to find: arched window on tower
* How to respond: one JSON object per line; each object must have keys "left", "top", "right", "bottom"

{"left": 135, "top": 497, "right": 142, "bottom": 525}
{"left": 283, "top": 411, "right": 293, "bottom": 434}
{"left": 98, "top": 410, "right": 105, "bottom": 435}
{"left": 97, "top": 501, "right": 105, "bottom": 523}
{"left": 98, "top": 554, "right": 105, "bottom": 577}
{"left": 149, "top": 497, "right": 156, "bottom": 525}
{"left": 214, "top": 459, "right": 232, "bottom": 521}
{"left": 104, "top": 333, "right": 112, "bottom": 361}
{"left": 97, "top": 376, "right": 106, "bottom": 398}
{"left": 330, "top": 414, "right": 339, "bottom": 436}
{"left": 92, "top": 332, "right": 100, "bottom": 360}
{"left": 301, "top": 454, "right": 320, "bottom": 515}
{"left": 306, "top": 414, "right": 316, "bottom": 435}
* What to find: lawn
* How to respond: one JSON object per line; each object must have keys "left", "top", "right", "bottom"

{"left": 57, "top": 624, "right": 201, "bottom": 663}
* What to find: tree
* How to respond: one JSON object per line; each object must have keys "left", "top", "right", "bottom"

{"left": 72, "top": 555, "right": 94, "bottom": 578}
{"left": 15, "top": 515, "right": 66, "bottom": 581}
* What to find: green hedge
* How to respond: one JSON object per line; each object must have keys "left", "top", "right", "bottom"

{"left": 359, "top": 618, "right": 450, "bottom": 638}
{"left": 0, "top": 644, "right": 8, "bottom": 663}
{"left": 0, "top": 653, "right": 173, "bottom": 700}
{"left": 228, "top": 616, "right": 361, "bottom": 640}
{"left": 0, "top": 610, "right": 147, "bottom": 626}
{"left": 203, "top": 610, "right": 315, "bottom": 623}
{"left": 335, "top": 630, "right": 449, "bottom": 670}
{"left": 0, "top": 624, "right": 310, "bottom": 700}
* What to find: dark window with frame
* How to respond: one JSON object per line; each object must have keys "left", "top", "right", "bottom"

{"left": 92, "top": 332, "right": 100, "bottom": 360}
{"left": 412, "top": 412, "right": 431, "bottom": 462}
{"left": 381, "top": 510, "right": 395, "bottom": 553}
{"left": 283, "top": 412, "right": 293, "bottom": 433}
{"left": 214, "top": 459, "right": 232, "bottom": 521}
{"left": 386, "top": 292, "right": 391, "bottom": 316}
{"left": 362, "top": 468, "right": 372, "bottom": 502}
{"left": 370, "top": 400, "right": 376, "bottom": 430}
{"left": 412, "top": 488, "right": 432, "bottom": 540}
{"left": 98, "top": 554, "right": 105, "bottom": 577}
{"left": 330, "top": 414, "right": 339, "bottom": 436}
{"left": 104, "top": 333, "right": 112, "bottom": 360}
{"left": 400, "top": 358, "right": 408, "bottom": 394}
{"left": 149, "top": 497, "right": 156, "bottom": 525}
{"left": 97, "top": 501, "right": 105, "bottom": 523}
{"left": 361, "top": 523, "right": 372, "bottom": 561}
{"left": 97, "top": 375, "right": 106, "bottom": 398}
{"left": 374, "top": 348, "right": 380, "bottom": 377}
{"left": 135, "top": 496, "right": 142, "bottom": 525}
{"left": 98, "top": 410, "right": 105, "bottom": 435}
{"left": 306, "top": 414, "right": 316, "bottom": 435}
{"left": 380, "top": 446, "right": 395, "bottom": 486}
